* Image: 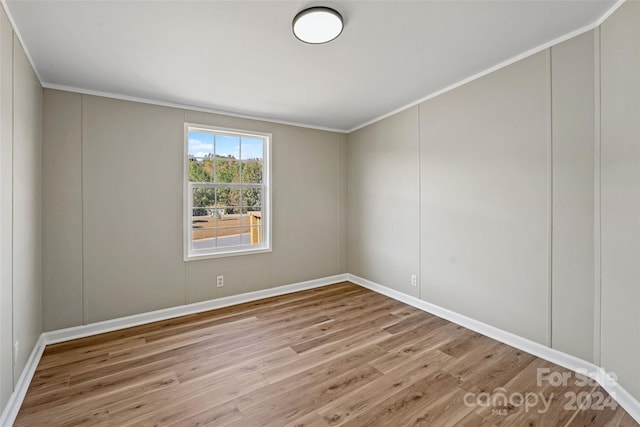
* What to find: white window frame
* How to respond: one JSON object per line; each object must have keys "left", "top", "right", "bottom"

{"left": 184, "top": 123, "right": 272, "bottom": 261}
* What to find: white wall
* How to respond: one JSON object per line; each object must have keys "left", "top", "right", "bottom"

{"left": 42, "top": 91, "right": 347, "bottom": 328}
{"left": 347, "top": 2, "right": 640, "bottom": 403}
{"left": 0, "top": 3, "right": 43, "bottom": 415}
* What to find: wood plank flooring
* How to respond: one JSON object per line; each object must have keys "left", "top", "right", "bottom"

{"left": 14, "top": 282, "right": 639, "bottom": 426}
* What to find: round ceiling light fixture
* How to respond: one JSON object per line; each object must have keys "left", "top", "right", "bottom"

{"left": 293, "top": 7, "right": 343, "bottom": 44}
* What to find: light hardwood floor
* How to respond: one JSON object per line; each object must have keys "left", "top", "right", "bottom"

{"left": 14, "top": 282, "right": 639, "bottom": 426}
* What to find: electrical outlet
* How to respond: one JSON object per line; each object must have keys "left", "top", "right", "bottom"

{"left": 411, "top": 275, "right": 417, "bottom": 287}
{"left": 13, "top": 341, "right": 19, "bottom": 364}
{"left": 217, "top": 275, "right": 224, "bottom": 287}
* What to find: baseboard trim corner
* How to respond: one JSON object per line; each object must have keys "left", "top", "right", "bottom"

{"left": 0, "top": 335, "right": 46, "bottom": 427}
{"left": 603, "top": 371, "right": 640, "bottom": 424}
{"left": 347, "top": 273, "right": 640, "bottom": 424}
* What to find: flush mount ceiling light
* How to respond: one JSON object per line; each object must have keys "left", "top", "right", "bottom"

{"left": 293, "top": 7, "right": 343, "bottom": 44}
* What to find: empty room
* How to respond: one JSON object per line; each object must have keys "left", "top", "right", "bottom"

{"left": 0, "top": 0, "right": 639, "bottom": 426}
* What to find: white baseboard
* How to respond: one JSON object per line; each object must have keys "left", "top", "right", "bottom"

{"left": 347, "top": 273, "right": 640, "bottom": 424}
{"left": 604, "top": 372, "right": 640, "bottom": 424}
{"left": 0, "top": 273, "right": 348, "bottom": 426}
{"left": 2, "top": 273, "right": 639, "bottom": 426}
{"left": 44, "top": 274, "right": 349, "bottom": 345}
{"left": 0, "top": 335, "right": 45, "bottom": 427}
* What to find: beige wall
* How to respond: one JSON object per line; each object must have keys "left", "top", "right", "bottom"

{"left": 347, "top": 51, "right": 555, "bottom": 345}
{"left": 550, "top": 31, "right": 596, "bottom": 362}
{"left": 347, "top": 107, "right": 420, "bottom": 298}
{"left": 0, "top": 4, "right": 43, "bottom": 414}
{"left": 82, "top": 96, "right": 185, "bottom": 322}
{"left": 600, "top": 0, "right": 640, "bottom": 399}
{"left": 42, "top": 91, "right": 347, "bottom": 327}
{"left": 42, "top": 90, "right": 83, "bottom": 328}
{"left": 12, "top": 33, "right": 43, "bottom": 384}
{"left": 0, "top": 5, "right": 13, "bottom": 413}
{"left": 420, "top": 51, "right": 550, "bottom": 345}
{"left": 347, "top": 3, "right": 640, "bottom": 402}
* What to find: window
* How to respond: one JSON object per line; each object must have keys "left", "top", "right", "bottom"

{"left": 184, "top": 124, "right": 271, "bottom": 260}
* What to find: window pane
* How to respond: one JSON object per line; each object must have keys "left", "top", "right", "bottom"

{"left": 192, "top": 234, "right": 218, "bottom": 251}
{"left": 217, "top": 225, "right": 244, "bottom": 238}
{"left": 240, "top": 210, "right": 249, "bottom": 226}
{"left": 241, "top": 137, "right": 263, "bottom": 184}
{"left": 188, "top": 132, "right": 213, "bottom": 158}
{"left": 215, "top": 187, "right": 241, "bottom": 210}
{"left": 188, "top": 132, "right": 213, "bottom": 183}
{"left": 217, "top": 234, "right": 250, "bottom": 248}
{"left": 241, "top": 208, "right": 262, "bottom": 226}
{"left": 248, "top": 210, "right": 262, "bottom": 245}
{"left": 216, "top": 222, "right": 246, "bottom": 248}
{"left": 241, "top": 159, "right": 263, "bottom": 184}
{"left": 241, "top": 188, "right": 261, "bottom": 208}
{"left": 192, "top": 187, "right": 218, "bottom": 245}
{"left": 248, "top": 225, "right": 262, "bottom": 245}
{"left": 241, "top": 137, "right": 263, "bottom": 161}
{"left": 217, "top": 208, "right": 241, "bottom": 231}
{"left": 215, "top": 157, "right": 240, "bottom": 183}
{"left": 242, "top": 206, "right": 262, "bottom": 225}
{"left": 215, "top": 135, "right": 240, "bottom": 183}
{"left": 192, "top": 188, "right": 216, "bottom": 209}
{"left": 188, "top": 157, "right": 213, "bottom": 183}
{"left": 192, "top": 222, "right": 217, "bottom": 241}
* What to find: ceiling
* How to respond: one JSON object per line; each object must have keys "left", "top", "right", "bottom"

{"left": 5, "top": 0, "right": 616, "bottom": 132}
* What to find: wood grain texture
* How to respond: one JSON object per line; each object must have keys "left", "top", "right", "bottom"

{"left": 14, "top": 282, "right": 638, "bottom": 426}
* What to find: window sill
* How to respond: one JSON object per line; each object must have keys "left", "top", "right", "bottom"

{"left": 184, "top": 246, "right": 272, "bottom": 262}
